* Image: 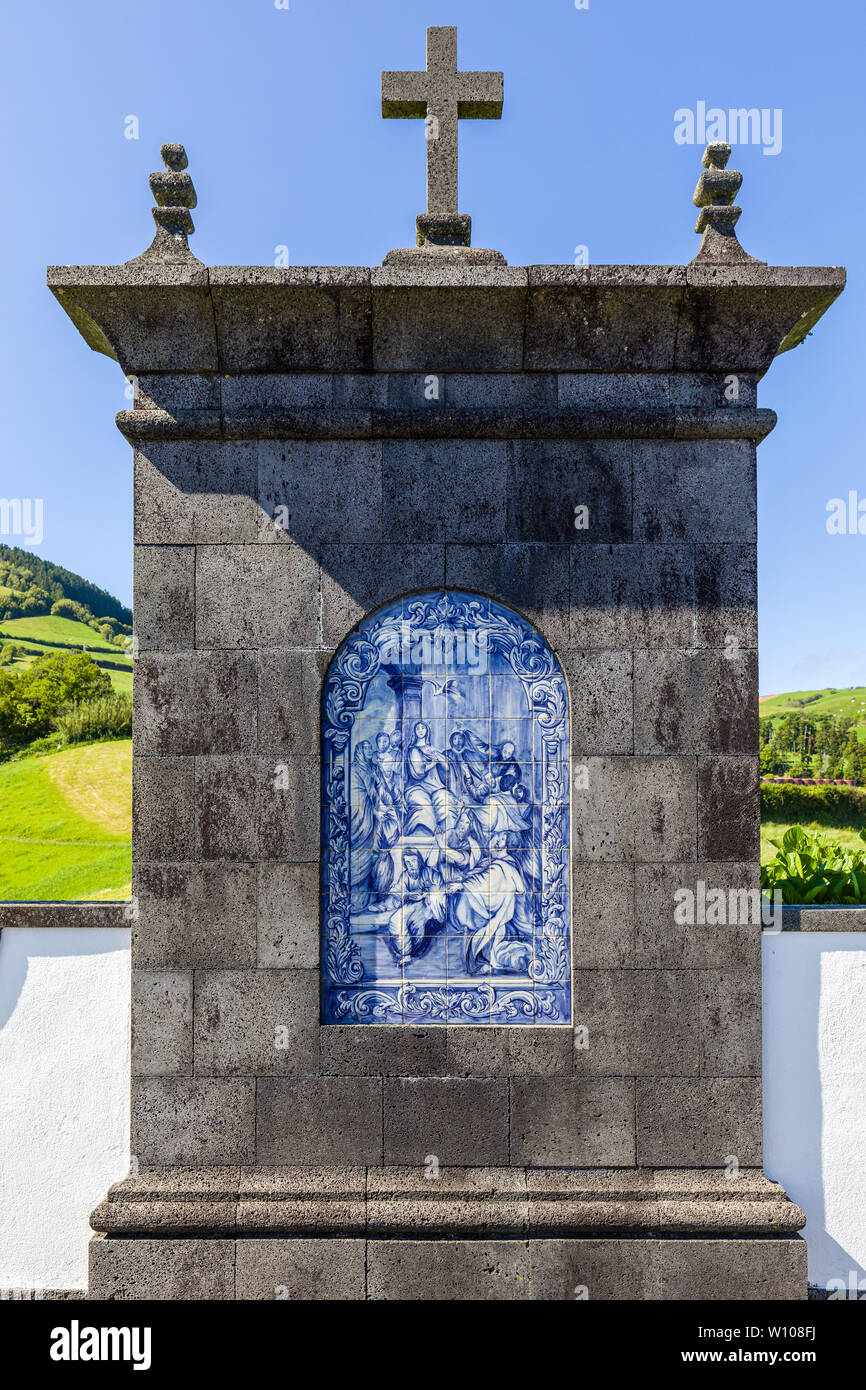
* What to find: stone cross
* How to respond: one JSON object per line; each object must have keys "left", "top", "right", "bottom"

{"left": 382, "top": 26, "right": 502, "bottom": 248}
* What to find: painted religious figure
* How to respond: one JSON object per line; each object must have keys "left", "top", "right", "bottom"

{"left": 321, "top": 592, "right": 570, "bottom": 1024}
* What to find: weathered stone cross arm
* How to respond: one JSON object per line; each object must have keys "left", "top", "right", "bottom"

{"left": 381, "top": 69, "right": 503, "bottom": 118}
{"left": 381, "top": 33, "right": 503, "bottom": 121}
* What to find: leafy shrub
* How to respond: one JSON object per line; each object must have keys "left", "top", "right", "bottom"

{"left": 53, "top": 692, "right": 132, "bottom": 744}
{"left": 13, "top": 592, "right": 49, "bottom": 616}
{"left": 12, "top": 734, "right": 66, "bottom": 758}
{"left": 761, "top": 825, "right": 866, "bottom": 904}
{"left": 51, "top": 597, "right": 92, "bottom": 623}
{"left": 789, "top": 756, "right": 814, "bottom": 779}
{"left": 84, "top": 615, "right": 132, "bottom": 648}
{"left": 0, "top": 651, "right": 112, "bottom": 750}
{"left": 761, "top": 783, "right": 866, "bottom": 824}
{"left": 759, "top": 745, "right": 785, "bottom": 775}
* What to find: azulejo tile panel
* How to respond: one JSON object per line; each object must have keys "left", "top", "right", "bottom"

{"left": 321, "top": 591, "right": 571, "bottom": 1025}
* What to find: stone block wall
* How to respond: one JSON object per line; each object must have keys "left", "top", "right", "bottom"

{"left": 129, "top": 361, "right": 764, "bottom": 1172}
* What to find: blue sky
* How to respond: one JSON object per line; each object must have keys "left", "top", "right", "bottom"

{"left": 0, "top": 0, "right": 862, "bottom": 694}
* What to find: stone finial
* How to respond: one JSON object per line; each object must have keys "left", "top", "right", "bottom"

{"left": 127, "top": 143, "right": 201, "bottom": 265}
{"left": 691, "top": 141, "right": 760, "bottom": 265}
{"left": 150, "top": 143, "right": 197, "bottom": 239}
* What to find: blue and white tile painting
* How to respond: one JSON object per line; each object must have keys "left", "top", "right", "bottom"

{"left": 321, "top": 592, "right": 571, "bottom": 1025}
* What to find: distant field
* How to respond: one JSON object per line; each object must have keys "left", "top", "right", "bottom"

{"left": 760, "top": 685, "right": 866, "bottom": 734}
{"left": 0, "top": 739, "right": 131, "bottom": 900}
{"left": 1, "top": 614, "right": 133, "bottom": 694}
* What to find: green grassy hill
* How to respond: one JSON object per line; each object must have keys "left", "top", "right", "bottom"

{"left": 1, "top": 614, "right": 132, "bottom": 693}
{"left": 0, "top": 739, "right": 131, "bottom": 900}
{"left": 759, "top": 685, "right": 866, "bottom": 786}
{"left": 760, "top": 685, "right": 866, "bottom": 730}
{"left": 0, "top": 543, "right": 132, "bottom": 626}
{"left": 2, "top": 614, "right": 121, "bottom": 646}
{"left": 0, "top": 550, "right": 133, "bottom": 898}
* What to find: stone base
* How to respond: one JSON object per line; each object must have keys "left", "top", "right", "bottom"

{"left": 87, "top": 1167, "right": 808, "bottom": 1300}
{"left": 382, "top": 245, "right": 507, "bottom": 267}
{"left": 88, "top": 1234, "right": 806, "bottom": 1301}
{"left": 383, "top": 211, "right": 506, "bottom": 263}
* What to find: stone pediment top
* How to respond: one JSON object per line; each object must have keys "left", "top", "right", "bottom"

{"left": 90, "top": 1165, "right": 806, "bottom": 1238}
{"left": 47, "top": 261, "right": 847, "bottom": 289}
{"left": 47, "top": 261, "right": 845, "bottom": 378}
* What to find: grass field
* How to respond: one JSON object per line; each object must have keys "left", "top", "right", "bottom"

{"left": 0, "top": 614, "right": 133, "bottom": 694}
{"left": 0, "top": 739, "right": 131, "bottom": 900}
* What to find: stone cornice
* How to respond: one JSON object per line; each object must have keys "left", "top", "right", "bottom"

{"left": 47, "top": 263, "right": 845, "bottom": 378}
{"left": 91, "top": 1166, "right": 806, "bottom": 1237}
{"left": 115, "top": 403, "right": 778, "bottom": 443}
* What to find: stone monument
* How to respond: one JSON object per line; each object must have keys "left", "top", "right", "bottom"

{"left": 49, "top": 27, "right": 844, "bottom": 1299}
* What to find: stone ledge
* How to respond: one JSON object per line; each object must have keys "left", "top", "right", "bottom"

{"left": 372, "top": 264, "right": 526, "bottom": 288}
{"left": 47, "top": 263, "right": 845, "bottom": 377}
{"left": 0, "top": 901, "right": 130, "bottom": 931}
{"left": 48, "top": 262, "right": 844, "bottom": 289}
{"left": 90, "top": 1166, "right": 805, "bottom": 1237}
{"left": 208, "top": 267, "right": 371, "bottom": 288}
{"left": 115, "top": 404, "right": 777, "bottom": 443}
{"left": 0, "top": 1288, "right": 85, "bottom": 1300}
{"left": 774, "top": 905, "right": 866, "bottom": 933}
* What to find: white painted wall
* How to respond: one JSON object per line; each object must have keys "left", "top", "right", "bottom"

{"left": 0, "top": 929, "right": 129, "bottom": 1293}
{"left": 764, "top": 933, "right": 866, "bottom": 1293}
{"left": 1, "top": 928, "right": 865, "bottom": 1294}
